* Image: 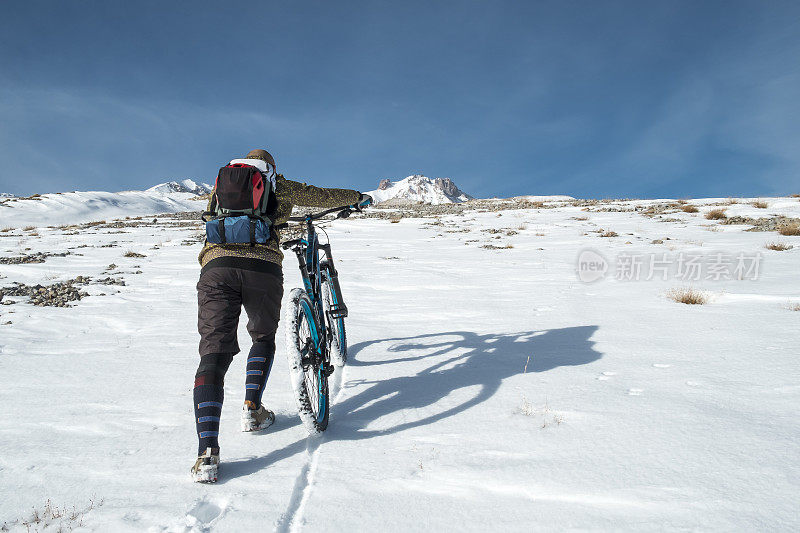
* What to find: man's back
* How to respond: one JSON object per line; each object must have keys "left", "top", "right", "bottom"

{"left": 199, "top": 172, "right": 361, "bottom": 269}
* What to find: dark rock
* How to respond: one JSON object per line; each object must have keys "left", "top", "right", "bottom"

{"left": 0, "top": 251, "right": 71, "bottom": 264}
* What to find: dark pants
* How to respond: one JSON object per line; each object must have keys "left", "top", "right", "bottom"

{"left": 197, "top": 266, "right": 284, "bottom": 356}
{"left": 193, "top": 265, "right": 283, "bottom": 454}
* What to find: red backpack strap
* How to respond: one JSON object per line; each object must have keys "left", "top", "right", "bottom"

{"left": 251, "top": 171, "right": 264, "bottom": 210}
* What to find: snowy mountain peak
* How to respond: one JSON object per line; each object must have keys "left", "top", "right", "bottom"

{"left": 147, "top": 179, "right": 213, "bottom": 196}
{"left": 367, "top": 175, "right": 473, "bottom": 205}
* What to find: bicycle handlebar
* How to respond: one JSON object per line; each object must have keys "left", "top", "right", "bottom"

{"left": 286, "top": 202, "right": 364, "bottom": 223}
{"left": 280, "top": 201, "right": 369, "bottom": 250}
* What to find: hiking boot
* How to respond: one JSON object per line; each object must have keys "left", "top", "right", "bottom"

{"left": 191, "top": 447, "right": 219, "bottom": 483}
{"left": 241, "top": 401, "right": 275, "bottom": 432}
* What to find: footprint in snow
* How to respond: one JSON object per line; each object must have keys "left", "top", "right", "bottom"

{"left": 597, "top": 371, "right": 616, "bottom": 381}
{"left": 185, "top": 497, "right": 228, "bottom": 530}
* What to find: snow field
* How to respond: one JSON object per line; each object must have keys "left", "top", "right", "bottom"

{"left": 0, "top": 197, "right": 798, "bottom": 531}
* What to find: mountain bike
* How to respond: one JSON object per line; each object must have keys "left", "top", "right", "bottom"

{"left": 280, "top": 200, "right": 368, "bottom": 434}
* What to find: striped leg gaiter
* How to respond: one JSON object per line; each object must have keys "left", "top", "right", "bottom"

{"left": 194, "top": 352, "right": 233, "bottom": 455}
{"left": 244, "top": 338, "right": 275, "bottom": 409}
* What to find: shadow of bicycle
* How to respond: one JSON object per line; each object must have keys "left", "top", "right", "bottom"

{"left": 222, "top": 326, "right": 601, "bottom": 481}
{"left": 330, "top": 326, "right": 601, "bottom": 439}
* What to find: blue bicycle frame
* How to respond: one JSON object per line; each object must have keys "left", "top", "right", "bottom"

{"left": 284, "top": 209, "right": 350, "bottom": 370}
{"left": 281, "top": 200, "right": 365, "bottom": 430}
{"left": 293, "top": 217, "right": 325, "bottom": 355}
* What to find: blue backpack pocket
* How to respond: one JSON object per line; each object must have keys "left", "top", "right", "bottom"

{"left": 205, "top": 216, "right": 270, "bottom": 244}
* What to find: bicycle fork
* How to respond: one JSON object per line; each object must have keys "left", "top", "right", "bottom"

{"left": 319, "top": 243, "right": 348, "bottom": 320}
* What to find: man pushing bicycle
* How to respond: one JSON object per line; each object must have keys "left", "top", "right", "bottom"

{"left": 192, "top": 148, "right": 371, "bottom": 483}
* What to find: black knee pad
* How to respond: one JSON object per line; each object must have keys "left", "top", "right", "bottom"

{"left": 251, "top": 336, "right": 276, "bottom": 357}
{"left": 195, "top": 352, "right": 234, "bottom": 386}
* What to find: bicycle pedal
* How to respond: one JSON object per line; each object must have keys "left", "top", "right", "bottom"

{"left": 328, "top": 303, "right": 348, "bottom": 319}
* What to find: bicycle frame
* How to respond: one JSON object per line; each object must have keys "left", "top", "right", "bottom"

{"left": 286, "top": 214, "right": 347, "bottom": 366}
{"left": 281, "top": 201, "right": 363, "bottom": 432}
{"left": 286, "top": 217, "right": 323, "bottom": 356}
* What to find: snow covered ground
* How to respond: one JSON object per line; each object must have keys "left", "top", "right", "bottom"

{"left": 0, "top": 196, "right": 799, "bottom": 531}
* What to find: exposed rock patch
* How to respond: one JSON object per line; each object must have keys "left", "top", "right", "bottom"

{"left": 0, "top": 279, "right": 88, "bottom": 307}
{"left": 722, "top": 216, "right": 800, "bottom": 232}
{"left": 0, "top": 275, "right": 125, "bottom": 307}
{"left": 0, "top": 251, "right": 72, "bottom": 264}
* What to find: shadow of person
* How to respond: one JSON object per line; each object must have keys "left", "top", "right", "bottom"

{"left": 222, "top": 326, "right": 601, "bottom": 481}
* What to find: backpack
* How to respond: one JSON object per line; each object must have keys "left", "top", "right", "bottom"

{"left": 202, "top": 162, "right": 278, "bottom": 246}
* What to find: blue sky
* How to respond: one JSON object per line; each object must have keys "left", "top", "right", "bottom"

{"left": 1, "top": 1, "right": 799, "bottom": 198}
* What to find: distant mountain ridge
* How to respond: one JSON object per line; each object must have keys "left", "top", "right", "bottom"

{"left": 0, "top": 181, "right": 210, "bottom": 227}
{"left": 1, "top": 175, "right": 475, "bottom": 227}
{"left": 367, "top": 175, "right": 473, "bottom": 205}
{"left": 146, "top": 179, "right": 213, "bottom": 196}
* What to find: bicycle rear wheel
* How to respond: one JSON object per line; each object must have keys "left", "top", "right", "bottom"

{"left": 321, "top": 267, "right": 347, "bottom": 367}
{"left": 284, "top": 288, "right": 329, "bottom": 434}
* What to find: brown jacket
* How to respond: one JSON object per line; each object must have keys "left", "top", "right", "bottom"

{"left": 198, "top": 174, "right": 361, "bottom": 269}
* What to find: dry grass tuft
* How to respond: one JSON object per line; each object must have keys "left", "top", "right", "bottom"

{"left": 681, "top": 204, "right": 699, "bottom": 213}
{"left": 599, "top": 230, "right": 618, "bottom": 237}
{"left": 724, "top": 197, "right": 739, "bottom": 205}
{"left": 788, "top": 302, "right": 800, "bottom": 311}
{"left": 518, "top": 396, "right": 535, "bottom": 416}
{"left": 705, "top": 208, "right": 727, "bottom": 220}
{"left": 752, "top": 200, "right": 768, "bottom": 209}
{"left": 5, "top": 496, "right": 104, "bottom": 532}
{"left": 667, "top": 287, "right": 709, "bottom": 305}
{"left": 123, "top": 250, "right": 146, "bottom": 258}
{"left": 23, "top": 225, "right": 36, "bottom": 231}
{"left": 0, "top": 227, "right": 14, "bottom": 233}
{"left": 481, "top": 243, "right": 514, "bottom": 250}
{"left": 778, "top": 223, "right": 800, "bottom": 236}
{"left": 517, "top": 396, "right": 564, "bottom": 428}
{"left": 765, "top": 242, "right": 793, "bottom": 251}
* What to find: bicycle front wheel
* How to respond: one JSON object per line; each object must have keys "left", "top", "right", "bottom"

{"left": 284, "top": 288, "right": 329, "bottom": 434}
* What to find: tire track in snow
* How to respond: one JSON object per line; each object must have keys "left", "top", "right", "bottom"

{"left": 276, "top": 366, "right": 347, "bottom": 533}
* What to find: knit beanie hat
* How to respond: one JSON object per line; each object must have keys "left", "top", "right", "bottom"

{"left": 245, "top": 149, "right": 276, "bottom": 170}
